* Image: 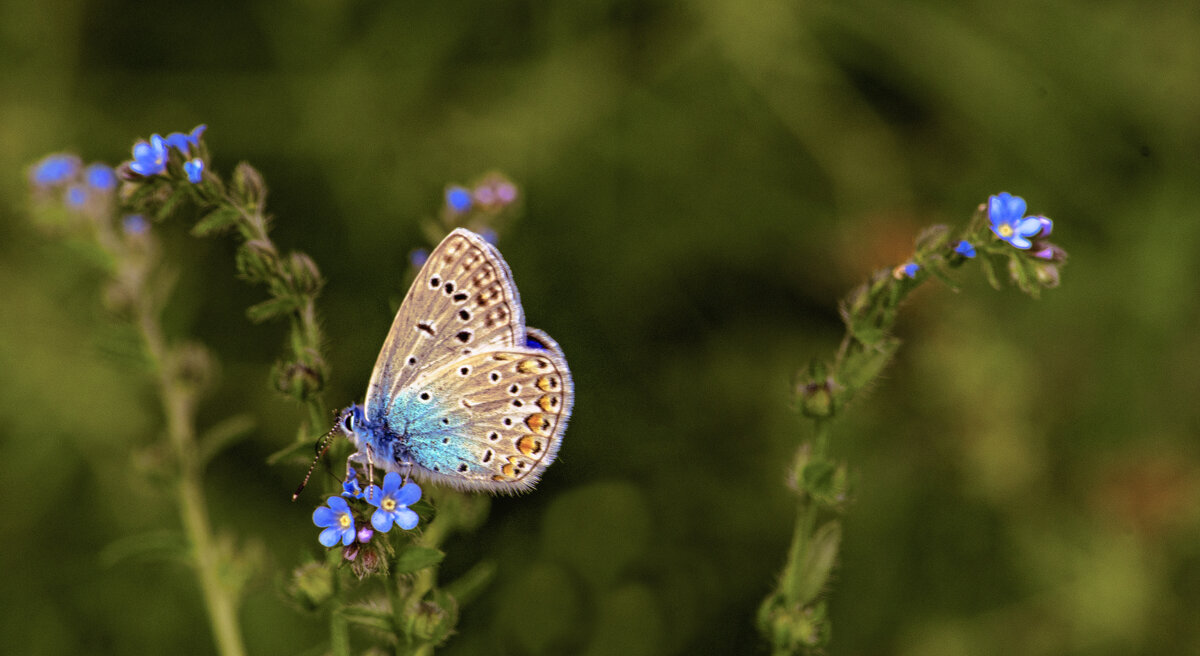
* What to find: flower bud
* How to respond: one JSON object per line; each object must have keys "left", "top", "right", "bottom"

{"left": 288, "top": 252, "right": 323, "bottom": 295}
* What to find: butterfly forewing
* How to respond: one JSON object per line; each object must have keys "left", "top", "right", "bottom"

{"left": 365, "top": 229, "right": 527, "bottom": 418}
{"left": 394, "top": 333, "right": 573, "bottom": 493}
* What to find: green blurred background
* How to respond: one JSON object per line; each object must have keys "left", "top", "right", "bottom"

{"left": 3, "top": 1, "right": 1199, "bottom": 654}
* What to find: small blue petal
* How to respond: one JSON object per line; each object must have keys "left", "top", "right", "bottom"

{"left": 1009, "top": 235, "right": 1033, "bottom": 249}
{"left": 365, "top": 484, "right": 383, "bottom": 506}
{"left": 371, "top": 509, "right": 395, "bottom": 533}
{"left": 1015, "top": 217, "right": 1043, "bottom": 237}
{"left": 319, "top": 527, "right": 343, "bottom": 547}
{"left": 188, "top": 124, "right": 207, "bottom": 147}
{"left": 410, "top": 249, "right": 429, "bottom": 269}
{"left": 184, "top": 159, "right": 204, "bottom": 184}
{"left": 85, "top": 164, "right": 116, "bottom": 192}
{"left": 446, "top": 186, "right": 472, "bottom": 212}
{"left": 164, "top": 132, "right": 192, "bottom": 154}
{"left": 381, "top": 472, "right": 403, "bottom": 496}
{"left": 327, "top": 496, "right": 350, "bottom": 513}
{"left": 395, "top": 481, "right": 422, "bottom": 506}
{"left": 954, "top": 240, "right": 976, "bottom": 258}
{"left": 340, "top": 527, "right": 355, "bottom": 546}
{"left": 901, "top": 262, "right": 920, "bottom": 278}
{"left": 394, "top": 508, "right": 419, "bottom": 531}
{"left": 313, "top": 506, "right": 337, "bottom": 527}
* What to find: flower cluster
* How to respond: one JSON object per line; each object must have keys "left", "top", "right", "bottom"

{"left": 123, "top": 124, "right": 207, "bottom": 184}
{"left": 313, "top": 470, "right": 421, "bottom": 550}
{"left": 29, "top": 154, "right": 119, "bottom": 220}
{"left": 443, "top": 174, "right": 518, "bottom": 216}
{"left": 886, "top": 192, "right": 1065, "bottom": 295}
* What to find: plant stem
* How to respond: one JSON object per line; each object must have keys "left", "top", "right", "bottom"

{"left": 137, "top": 286, "right": 246, "bottom": 656}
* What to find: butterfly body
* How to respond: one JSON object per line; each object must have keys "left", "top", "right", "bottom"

{"left": 337, "top": 229, "right": 573, "bottom": 493}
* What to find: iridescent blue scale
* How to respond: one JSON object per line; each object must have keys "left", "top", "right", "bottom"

{"left": 334, "top": 228, "right": 573, "bottom": 493}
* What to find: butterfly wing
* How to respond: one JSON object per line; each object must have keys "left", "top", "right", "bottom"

{"left": 382, "top": 327, "right": 573, "bottom": 493}
{"left": 364, "top": 228, "right": 527, "bottom": 419}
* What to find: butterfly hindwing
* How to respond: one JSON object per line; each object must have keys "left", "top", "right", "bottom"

{"left": 387, "top": 328, "right": 573, "bottom": 493}
{"left": 365, "top": 229, "right": 526, "bottom": 419}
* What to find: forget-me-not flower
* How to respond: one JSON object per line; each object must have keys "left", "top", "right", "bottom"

{"left": 446, "top": 186, "right": 472, "bottom": 213}
{"left": 365, "top": 472, "right": 421, "bottom": 532}
{"left": 130, "top": 135, "right": 169, "bottom": 177}
{"left": 313, "top": 496, "right": 357, "bottom": 547}
{"left": 86, "top": 164, "right": 117, "bottom": 192}
{"left": 184, "top": 159, "right": 204, "bottom": 184}
{"left": 988, "top": 192, "right": 1048, "bottom": 250}
{"left": 31, "top": 154, "right": 81, "bottom": 187}
{"left": 954, "top": 240, "right": 976, "bottom": 258}
{"left": 342, "top": 468, "right": 365, "bottom": 499}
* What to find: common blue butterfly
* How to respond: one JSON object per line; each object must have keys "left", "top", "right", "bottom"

{"left": 333, "top": 228, "right": 573, "bottom": 493}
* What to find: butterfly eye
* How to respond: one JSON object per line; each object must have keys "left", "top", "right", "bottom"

{"left": 343, "top": 413, "right": 355, "bottom": 432}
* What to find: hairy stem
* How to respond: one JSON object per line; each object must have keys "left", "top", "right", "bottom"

{"left": 137, "top": 292, "right": 246, "bottom": 656}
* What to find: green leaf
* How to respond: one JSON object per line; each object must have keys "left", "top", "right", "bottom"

{"left": 191, "top": 206, "right": 241, "bottom": 236}
{"left": 155, "top": 188, "right": 185, "bottom": 221}
{"left": 393, "top": 546, "right": 445, "bottom": 574}
{"left": 794, "top": 521, "right": 841, "bottom": 605}
{"left": 339, "top": 604, "right": 394, "bottom": 631}
{"left": 836, "top": 336, "right": 900, "bottom": 395}
{"left": 246, "top": 294, "right": 302, "bottom": 323}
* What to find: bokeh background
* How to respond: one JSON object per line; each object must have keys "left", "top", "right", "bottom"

{"left": 3, "top": 1, "right": 1199, "bottom": 654}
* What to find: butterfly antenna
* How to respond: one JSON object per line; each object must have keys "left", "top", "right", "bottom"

{"left": 292, "top": 427, "right": 338, "bottom": 501}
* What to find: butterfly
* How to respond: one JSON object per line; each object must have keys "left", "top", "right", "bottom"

{"left": 330, "top": 228, "right": 573, "bottom": 493}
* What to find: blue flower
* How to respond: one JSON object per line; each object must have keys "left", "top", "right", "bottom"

{"left": 130, "top": 135, "right": 168, "bottom": 176}
{"left": 31, "top": 154, "right": 81, "bottom": 187}
{"left": 64, "top": 185, "right": 87, "bottom": 208}
{"left": 446, "top": 186, "right": 472, "bottom": 213}
{"left": 313, "top": 496, "right": 357, "bottom": 547}
{"left": 184, "top": 158, "right": 204, "bottom": 184}
{"left": 165, "top": 124, "right": 207, "bottom": 156}
{"left": 954, "top": 240, "right": 976, "bottom": 258}
{"left": 86, "top": 164, "right": 117, "bottom": 192}
{"left": 988, "top": 192, "right": 1047, "bottom": 250}
{"left": 123, "top": 214, "right": 149, "bottom": 235}
{"left": 410, "top": 248, "right": 429, "bottom": 269}
{"left": 901, "top": 262, "right": 920, "bottom": 278}
{"left": 342, "top": 468, "right": 364, "bottom": 499}
{"left": 365, "top": 472, "right": 421, "bottom": 532}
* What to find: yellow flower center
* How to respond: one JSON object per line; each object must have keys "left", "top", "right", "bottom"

{"left": 997, "top": 224, "right": 1014, "bottom": 237}
{"left": 383, "top": 498, "right": 397, "bottom": 512}
{"left": 338, "top": 513, "right": 352, "bottom": 529}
